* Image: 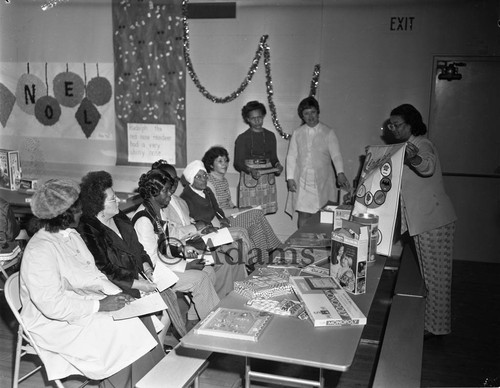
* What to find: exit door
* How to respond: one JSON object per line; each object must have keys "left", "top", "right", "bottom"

{"left": 428, "top": 56, "right": 500, "bottom": 263}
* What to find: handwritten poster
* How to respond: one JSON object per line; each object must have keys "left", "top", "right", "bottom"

{"left": 127, "top": 123, "right": 175, "bottom": 164}
{"left": 352, "top": 143, "right": 406, "bottom": 257}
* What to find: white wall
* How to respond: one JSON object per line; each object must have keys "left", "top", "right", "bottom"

{"left": 1, "top": 0, "right": 499, "bottom": 243}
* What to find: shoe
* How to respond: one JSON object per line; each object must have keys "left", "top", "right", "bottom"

{"left": 163, "top": 344, "right": 173, "bottom": 354}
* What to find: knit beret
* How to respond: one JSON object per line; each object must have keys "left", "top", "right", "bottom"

{"left": 182, "top": 160, "right": 206, "bottom": 184}
{"left": 30, "top": 178, "right": 80, "bottom": 219}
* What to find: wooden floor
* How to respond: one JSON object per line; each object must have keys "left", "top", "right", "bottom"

{"left": 1, "top": 260, "right": 499, "bottom": 387}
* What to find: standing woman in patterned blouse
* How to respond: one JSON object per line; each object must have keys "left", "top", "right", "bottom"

{"left": 203, "top": 146, "right": 283, "bottom": 265}
{"left": 234, "top": 101, "right": 283, "bottom": 214}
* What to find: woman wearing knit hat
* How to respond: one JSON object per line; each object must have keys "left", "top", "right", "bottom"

{"left": 20, "top": 179, "right": 161, "bottom": 386}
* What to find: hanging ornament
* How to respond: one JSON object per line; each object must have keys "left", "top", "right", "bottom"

{"left": 53, "top": 65, "right": 85, "bottom": 107}
{"left": 87, "top": 63, "right": 112, "bottom": 106}
{"left": 75, "top": 64, "right": 100, "bottom": 138}
{"left": 35, "top": 63, "right": 62, "bottom": 126}
{"left": 75, "top": 97, "right": 101, "bottom": 138}
{"left": 16, "top": 63, "right": 47, "bottom": 115}
{"left": 0, "top": 83, "right": 16, "bottom": 127}
{"left": 309, "top": 64, "right": 321, "bottom": 97}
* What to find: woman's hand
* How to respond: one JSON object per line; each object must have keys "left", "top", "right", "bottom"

{"left": 194, "top": 220, "right": 209, "bottom": 231}
{"left": 249, "top": 168, "right": 261, "bottom": 180}
{"left": 337, "top": 173, "right": 350, "bottom": 191}
{"left": 274, "top": 162, "right": 284, "bottom": 176}
{"left": 220, "top": 217, "right": 231, "bottom": 228}
{"left": 143, "top": 264, "right": 154, "bottom": 281}
{"left": 183, "top": 246, "right": 199, "bottom": 258}
{"left": 186, "top": 258, "right": 205, "bottom": 271}
{"left": 98, "top": 293, "right": 134, "bottom": 312}
{"left": 201, "top": 225, "right": 218, "bottom": 234}
{"left": 287, "top": 179, "right": 297, "bottom": 192}
{"left": 405, "top": 142, "right": 422, "bottom": 166}
{"left": 133, "top": 279, "right": 158, "bottom": 293}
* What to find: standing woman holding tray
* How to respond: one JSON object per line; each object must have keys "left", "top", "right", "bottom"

{"left": 388, "top": 103, "right": 457, "bottom": 337}
{"left": 234, "top": 100, "right": 283, "bottom": 214}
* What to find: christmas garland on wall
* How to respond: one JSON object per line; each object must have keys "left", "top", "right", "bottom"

{"left": 182, "top": 0, "right": 305, "bottom": 140}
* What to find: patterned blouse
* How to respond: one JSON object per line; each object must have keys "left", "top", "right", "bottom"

{"left": 208, "top": 173, "right": 234, "bottom": 209}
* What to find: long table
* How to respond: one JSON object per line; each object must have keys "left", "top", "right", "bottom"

{"left": 180, "top": 219, "right": 388, "bottom": 388}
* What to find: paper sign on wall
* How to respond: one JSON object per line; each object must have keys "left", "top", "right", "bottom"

{"left": 127, "top": 123, "right": 176, "bottom": 164}
{"left": 352, "top": 143, "right": 406, "bottom": 257}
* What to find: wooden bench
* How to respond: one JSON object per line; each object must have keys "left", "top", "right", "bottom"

{"left": 372, "top": 294, "right": 425, "bottom": 388}
{"left": 394, "top": 244, "right": 427, "bottom": 298}
{"left": 373, "top": 243, "right": 426, "bottom": 388}
{"left": 135, "top": 345, "right": 211, "bottom": 388}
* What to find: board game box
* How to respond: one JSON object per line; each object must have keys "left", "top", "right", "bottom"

{"left": 289, "top": 276, "right": 366, "bottom": 327}
{"left": 195, "top": 307, "right": 272, "bottom": 342}
{"left": 330, "top": 219, "right": 369, "bottom": 295}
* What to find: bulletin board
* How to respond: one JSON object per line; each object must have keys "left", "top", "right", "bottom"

{"left": 112, "top": 0, "right": 186, "bottom": 167}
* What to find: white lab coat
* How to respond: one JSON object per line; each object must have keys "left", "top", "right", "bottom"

{"left": 20, "top": 228, "right": 157, "bottom": 381}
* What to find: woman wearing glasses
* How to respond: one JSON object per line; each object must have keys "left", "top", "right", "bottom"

{"left": 78, "top": 170, "right": 187, "bottom": 341}
{"left": 234, "top": 100, "right": 283, "bottom": 214}
{"left": 388, "top": 103, "right": 456, "bottom": 338}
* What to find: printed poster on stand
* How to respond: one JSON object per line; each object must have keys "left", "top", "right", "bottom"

{"left": 353, "top": 143, "right": 406, "bottom": 257}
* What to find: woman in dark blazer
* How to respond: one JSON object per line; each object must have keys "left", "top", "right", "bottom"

{"left": 78, "top": 170, "right": 187, "bottom": 339}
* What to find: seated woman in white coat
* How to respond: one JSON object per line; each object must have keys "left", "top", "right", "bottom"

{"left": 20, "top": 179, "right": 162, "bottom": 386}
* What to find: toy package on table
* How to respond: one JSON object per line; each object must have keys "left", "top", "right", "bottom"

{"left": 330, "top": 219, "right": 369, "bottom": 295}
{"left": 234, "top": 274, "right": 293, "bottom": 300}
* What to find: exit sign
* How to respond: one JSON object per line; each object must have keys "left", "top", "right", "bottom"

{"left": 390, "top": 16, "right": 415, "bottom": 31}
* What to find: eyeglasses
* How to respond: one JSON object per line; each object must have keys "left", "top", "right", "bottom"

{"left": 105, "top": 195, "right": 119, "bottom": 203}
{"left": 194, "top": 172, "right": 208, "bottom": 180}
{"left": 387, "top": 121, "right": 405, "bottom": 131}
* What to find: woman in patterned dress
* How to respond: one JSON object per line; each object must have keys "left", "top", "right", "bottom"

{"left": 203, "top": 146, "right": 283, "bottom": 266}
{"left": 234, "top": 100, "right": 283, "bottom": 214}
{"left": 388, "top": 103, "right": 457, "bottom": 337}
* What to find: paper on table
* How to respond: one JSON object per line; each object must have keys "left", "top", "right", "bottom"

{"left": 201, "top": 227, "right": 233, "bottom": 247}
{"left": 111, "top": 292, "right": 167, "bottom": 321}
{"left": 154, "top": 263, "right": 179, "bottom": 292}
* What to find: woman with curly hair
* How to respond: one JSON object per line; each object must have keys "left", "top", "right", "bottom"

{"left": 78, "top": 170, "right": 187, "bottom": 342}
{"left": 234, "top": 100, "right": 283, "bottom": 214}
{"left": 134, "top": 170, "right": 246, "bottom": 298}
{"left": 203, "top": 146, "right": 283, "bottom": 265}
{"left": 21, "top": 179, "right": 161, "bottom": 386}
{"left": 132, "top": 168, "right": 219, "bottom": 323}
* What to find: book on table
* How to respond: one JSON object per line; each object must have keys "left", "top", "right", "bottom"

{"left": 287, "top": 232, "right": 331, "bottom": 248}
{"left": 289, "top": 276, "right": 367, "bottom": 327}
{"left": 195, "top": 307, "right": 273, "bottom": 342}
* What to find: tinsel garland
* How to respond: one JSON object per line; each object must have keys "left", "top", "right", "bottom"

{"left": 309, "top": 64, "right": 321, "bottom": 97}
{"left": 181, "top": 0, "right": 290, "bottom": 139}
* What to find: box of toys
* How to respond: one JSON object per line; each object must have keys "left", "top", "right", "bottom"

{"left": 330, "top": 219, "right": 369, "bottom": 295}
{"left": 320, "top": 203, "right": 353, "bottom": 229}
{"left": 0, "top": 149, "right": 21, "bottom": 190}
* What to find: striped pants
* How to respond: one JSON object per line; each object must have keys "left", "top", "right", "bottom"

{"left": 413, "top": 222, "right": 455, "bottom": 335}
